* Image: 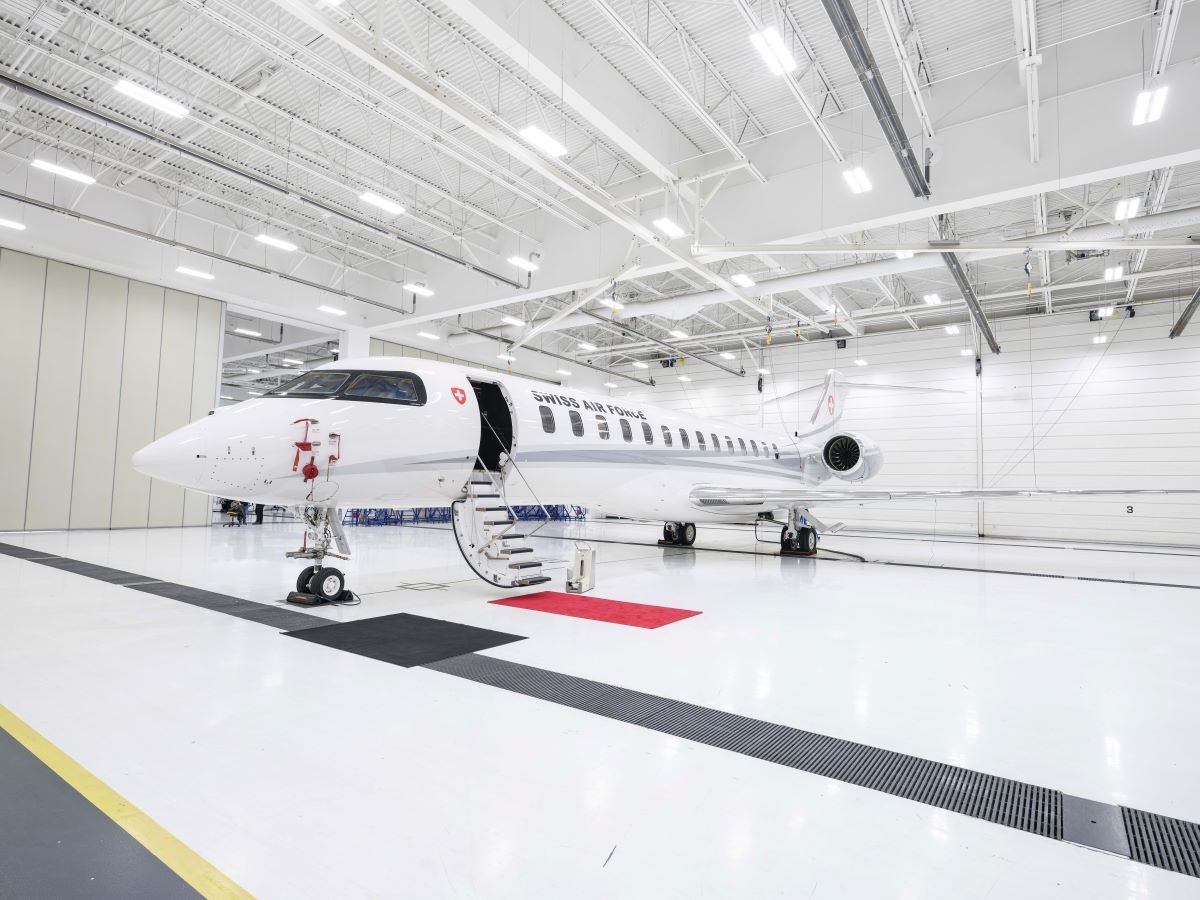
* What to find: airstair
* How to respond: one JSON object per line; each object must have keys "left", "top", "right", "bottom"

{"left": 451, "top": 465, "right": 553, "bottom": 589}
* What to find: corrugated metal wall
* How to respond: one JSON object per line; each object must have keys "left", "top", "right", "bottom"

{"left": 621, "top": 302, "right": 1200, "bottom": 546}
{"left": 0, "top": 249, "right": 223, "bottom": 531}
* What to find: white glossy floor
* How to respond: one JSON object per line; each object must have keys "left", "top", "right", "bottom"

{"left": 2, "top": 519, "right": 1198, "bottom": 898}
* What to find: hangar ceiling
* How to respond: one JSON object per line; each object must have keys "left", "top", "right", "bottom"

{"left": 0, "top": 0, "right": 1198, "bottom": 382}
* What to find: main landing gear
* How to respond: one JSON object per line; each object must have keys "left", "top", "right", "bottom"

{"left": 779, "top": 508, "right": 818, "bottom": 556}
{"left": 659, "top": 521, "right": 697, "bottom": 547}
{"left": 286, "top": 506, "right": 353, "bottom": 604}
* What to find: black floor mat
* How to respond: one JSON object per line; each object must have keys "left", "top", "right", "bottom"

{"left": 284, "top": 613, "right": 526, "bottom": 667}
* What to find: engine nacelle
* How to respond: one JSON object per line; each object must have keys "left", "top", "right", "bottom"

{"left": 821, "top": 433, "right": 884, "bottom": 482}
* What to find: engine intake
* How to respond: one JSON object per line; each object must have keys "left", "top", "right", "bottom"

{"left": 821, "top": 433, "right": 883, "bottom": 482}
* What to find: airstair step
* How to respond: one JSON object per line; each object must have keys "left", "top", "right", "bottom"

{"left": 509, "top": 560, "right": 543, "bottom": 570}
{"left": 470, "top": 493, "right": 501, "bottom": 499}
{"left": 485, "top": 518, "right": 515, "bottom": 526}
{"left": 476, "top": 506, "right": 509, "bottom": 512}
{"left": 502, "top": 547, "right": 534, "bottom": 554}
{"left": 499, "top": 533, "right": 527, "bottom": 540}
{"left": 513, "top": 575, "right": 552, "bottom": 587}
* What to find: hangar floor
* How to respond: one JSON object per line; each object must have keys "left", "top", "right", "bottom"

{"left": 1, "top": 520, "right": 1198, "bottom": 898}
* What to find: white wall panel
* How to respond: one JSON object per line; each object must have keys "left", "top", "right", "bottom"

{"left": 25, "top": 262, "right": 88, "bottom": 530}
{"left": 148, "top": 290, "right": 198, "bottom": 526}
{"left": 70, "top": 272, "right": 128, "bottom": 529}
{"left": 183, "top": 297, "right": 223, "bottom": 525}
{"left": 0, "top": 250, "right": 46, "bottom": 531}
{"left": 110, "top": 281, "right": 164, "bottom": 528}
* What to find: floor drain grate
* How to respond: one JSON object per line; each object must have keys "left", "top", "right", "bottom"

{"left": 1123, "top": 807, "right": 1200, "bottom": 876}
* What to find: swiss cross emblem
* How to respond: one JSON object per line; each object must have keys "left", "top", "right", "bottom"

{"left": 451, "top": 387, "right": 467, "bottom": 405}
{"left": 827, "top": 394, "right": 836, "bottom": 415}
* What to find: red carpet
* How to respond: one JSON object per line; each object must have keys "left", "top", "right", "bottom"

{"left": 490, "top": 591, "right": 701, "bottom": 629}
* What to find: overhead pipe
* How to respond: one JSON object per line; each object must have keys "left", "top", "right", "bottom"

{"left": 1168, "top": 286, "right": 1200, "bottom": 338}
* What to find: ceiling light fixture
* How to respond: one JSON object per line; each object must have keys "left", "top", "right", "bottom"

{"left": 668, "top": 329, "right": 688, "bottom": 340}
{"left": 578, "top": 341, "right": 597, "bottom": 352}
{"left": 678, "top": 375, "right": 691, "bottom": 382}
{"left": 854, "top": 359, "right": 868, "bottom": 366}
{"left": 255, "top": 233, "right": 297, "bottom": 252}
{"left": 518, "top": 125, "right": 567, "bottom": 158}
{"left": 749, "top": 26, "right": 797, "bottom": 76}
{"left": 234, "top": 327, "right": 260, "bottom": 337}
{"left": 731, "top": 273, "right": 756, "bottom": 288}
{"left": 960, "top": 348, "right": 973, "bottom": 356}
{"left": 757, "top": 368, "right": 770, "bottom": 375}
{"left": 1103, "top": 266, "right": 1123, "bottom": 282}
{"left": 404, "top": 282, "right": 435, "bottom": 297}
{"left": 283, "top": 358, "right": 303, "bottom": 365}
{"left": 417, "top": 331, "right": 440, "bottom": 341}
{"left": 923, "top": 293, "right": 941, "bottom": 306}
{"left": 720, "top": 352, "right": 735, "bottom": 360}
{"left": 944, "top": 325, "right": 961, "bottom": 335}
{"left": 1114, "top": 197, "right": 1141, "bottom": 220}
{"left": 246, "top": 368, "right": 261, "bottom": 374}
{"left": 842, "top": 167, "right": 872, "bottom": 194}
{"left": 501, "top": 315, "right": 526, "bottom": 327}
{"left": 176, "top": 266, "right": 214, "bottom": 280}
{"left": 247, "top": 391, "right": 263, "bottom": 396}
{"left": 507, "top": 254, "right": 540, "bottom": 272}
{"left": 1132, "top": 86, "right": 1168, "bottom": 125}
{"left": 114, "top": 79, "right": 188, "bottom": 118}
{"left": 219, "top": 395, "right": 234, "bottom": 401}
{"left": 632, "top": 361, "right": 649, "bottom": 369}
{"left": 895, "top": 250, "right": 914, "bottom": 259}
{"left": 555, "top": 369, "right": 572, "bottom": 376}
{"left": 359, "top": 191, "right": 405, "bottom": 216}
{"left": 317, "top": 305, "right": 346, "bottom": 316}
{"left": 31, "top": 158, "right": 95, "bottom": 184}
{"left": 598, "top": 296, "right": 624, "bottom": 311}
{"left": 653, "top": 217, "right": 686, "bottom": 239}
{"left": 1093, "top": 334, "right": 1108, "bottom": 344}
{"left": 497, "top": 353, "right": 516, "bottom": 362}
{"left": 0, "top": 217, "right": 26, "bottom": 231}
{"left": 603, "top": 382, "right": 619, "bottom": 388}
{"left": 1097, "top": 306, "right": 1115, "bottom": 318}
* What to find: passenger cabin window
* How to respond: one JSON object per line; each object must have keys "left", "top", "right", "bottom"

{"left": 596, "top": 415, "right": 610, "bottom": 440}
{"left": 539, "top": 405, "right": 556, "bottom": 434}
{"left": 712, "top": 433, "right": 721, "bottom": 453}
{"left": 266, "top": 371, "right": 349, "bottom": 397}
{"left": 725, "top": 436, "right": 735, "bottom": 452}
{"left": 772, "top": 443, "right": 779, "bottom": 459}
{"left": 620, "top": 419, "right": 633, "bottom": 442}
{"left": 696, "top": 431, "right": 706, "bottom": 450}
{"left": 342, "top": 372, "right": 424, "bottom": 404}
{"left": 661, "top": 426, "right": 673, "bottom": 447}
{"left": 570, "top": 410, "right": 584, "bottom": 437}
{"left": 750, "top": 440, "right": 758, "bottom": 457}
{"left": 679, "top": 429, "right": 690, "bottom": 449}
{"left": 642, "top": 422, "right": 654, "bottom": 444}
{"left": 738, "top": 438, "right": 747, "bottom": 454}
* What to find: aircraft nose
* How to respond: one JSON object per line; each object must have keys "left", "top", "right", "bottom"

{"left": 132, "top": 430, "right": 206, "bottom": 486}
{"left": 131, "top": 436, "right": 178, "bottom": 480}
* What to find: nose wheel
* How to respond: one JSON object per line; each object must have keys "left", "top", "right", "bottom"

{"left": 780, "top": 524, "right": 817, "bottom": 555}
{"left": 286, "top": 506, "right": 353, "bottom": 604}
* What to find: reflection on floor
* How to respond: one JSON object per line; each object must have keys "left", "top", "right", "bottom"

{"left": 1, "top": 519, "right": 1197, "bottom": 898}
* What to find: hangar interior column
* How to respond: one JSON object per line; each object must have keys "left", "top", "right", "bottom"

{"left": 1, "top": 248, "right": 223, "bottom": 531}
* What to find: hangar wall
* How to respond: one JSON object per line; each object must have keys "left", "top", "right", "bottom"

{"left": 1, "top": 248, "right": 222, "bottom": 531}
{"left": 622, "top": 301, "right": 1200, "bottom": 546}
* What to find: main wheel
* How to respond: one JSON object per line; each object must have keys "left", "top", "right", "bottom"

{"left": 797, "top": 526, "right": 817, "bottom": 554}
{"left": 296, "top": 565, "right": 319, "bottom": 594}
{"left": 662, "top": 523, "right": 676, "bottom": 543}
{"left": 679, "top": 522, "right": 697, "bottom": 546}
{"left": 307, "top": 566, "right": 345, "bottom": 601}
{"left": 780, "top": 525, "right": 797, "bottom": 552}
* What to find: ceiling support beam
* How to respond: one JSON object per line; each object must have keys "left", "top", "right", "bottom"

{"left": 1151, "top": 0, "right": 1184, "bottom": 80}
{"left": 1013, "top": 0, "right": 1041, "bottom": 163}
{"left": 874, "top": 0, "right": 935, "bottom": 140}
{"left": 1125, "top": 167, "right": 1175, "bottom": 303}
{"left": 1168, "top": 286, "right": 1200, "bottom": 338}
{"left": 458, "top": 326, "right": 654, "bottom": 385}
{"left": 941, "top": 253, "right": 999, "bottom": 354}
{"left": 575, "top": 309, "right": 744, "bottom": 377}
{"left": 1032, "top": 193, "right": 1051, "bottom": 311}
{"left": 692, "top": 238, "right": 1200, "bottom": 255}
{"left": 511, "top": 263, "right": 640, "bottom": 351}
{"left": 819, "top": 0, "right": 930, "bottom": 196}
{"left": 587, "top": 0, "right": 764, "bottom": 182}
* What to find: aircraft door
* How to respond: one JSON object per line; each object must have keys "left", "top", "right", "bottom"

{"left": 469, "top": 379, "right": 515, "bottom": 472}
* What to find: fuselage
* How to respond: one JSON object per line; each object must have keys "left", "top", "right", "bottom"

{"left": 133, "top": 357, "right": 845, "bottom": 522}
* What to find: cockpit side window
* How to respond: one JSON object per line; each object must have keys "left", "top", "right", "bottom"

{"left": 343, "top": 372, "right": 425, "bottom": 404}
{"left": 265, "top": 371, "right": 349, "bottom": 397}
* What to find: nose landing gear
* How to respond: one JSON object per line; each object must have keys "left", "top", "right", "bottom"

{"left": 659, "top": 522, "right": 697, "bottom": 547}
{"left": 286, "top": 506, "right": 353, "bottom": 604}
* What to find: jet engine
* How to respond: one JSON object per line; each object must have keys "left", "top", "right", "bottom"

{"left": 821, "top": 433, "right": 883, "bottom": 482}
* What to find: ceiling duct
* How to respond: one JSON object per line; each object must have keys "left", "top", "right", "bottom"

{"left": 941, "top": 252, "right": 999, "bottom": 354}
{"left": 1168, "top": 286, "right": 1200, "bottom": 339}
{"left": 819, "top": 0, "right": 931, "bottom": 198}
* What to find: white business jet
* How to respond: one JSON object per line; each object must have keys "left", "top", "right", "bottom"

{"left": 133, "top": 357, "right": 1185, "bottom": 599}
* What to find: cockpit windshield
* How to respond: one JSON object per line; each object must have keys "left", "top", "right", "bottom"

{"left": 262, "top": 370, "right": 426, "bottom": 405}
{"left": 265, "top": 372, "right": 350, "bottom": 397}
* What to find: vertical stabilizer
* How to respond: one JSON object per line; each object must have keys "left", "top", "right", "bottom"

{"left": 806, "top": 369, "right": 849, "bottom": 435}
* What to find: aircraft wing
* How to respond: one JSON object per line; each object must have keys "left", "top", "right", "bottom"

{"left": 691, "top": 485, "right": 1200, "bottom": 507}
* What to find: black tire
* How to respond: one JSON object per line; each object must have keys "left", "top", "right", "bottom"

{"left": 662, "top": 523, "right": 676, "bottom": 543}
{"left": 798, "top": 526, "right": 817, "bottom": 554}
{"left": 308, "top": 566, "right": 345, "bottom": 601}
{"left": 780, "top": 526, "right": 797, "bottom": 551}
{"left": 679, "top": 523, "right": 697, "bottom": 546}
{"left": 296, "top": 565, "right": 318, "bottom": 594}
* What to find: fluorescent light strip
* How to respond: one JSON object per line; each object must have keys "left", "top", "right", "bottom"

{"left": 749, "top": 26, "right": 797, "bottom": 76}
{"left": 895, "top": 250, "right": 914, "bottom": 259}
{"left": 508, "top": 255, "right": 539, "bottom": 272}
{"left": 923, "top": 293, "right": 941, "bottom": 306}
{"left": 255, "top": 233, "right": 297, "bottom": 252}
{"left": 677, "top": 375, "right": 691, "bottom": 382}
{"left": 720, "top": 352, "right": 735, "bottom": 360}
{"left": 416, "top": 331, "right": 440, "bottom": 341}
{"left": 31, "top": 158, "right": 95, "bottom": 185}
{"left": 757, "top": 368, "right": 770, "bottom": 375}
{"left": 404, "top": 282, "right": 434, "bottom": 297}
{"left": 283, "top": 358, "right": 303, "bottom": 365}
{"left": 1093, "top": 335, "right": 1108, "bottom": 344}
{"left": 854, "top": 359, "right": 868, "bottom": 367}
{"left": 631, "top": 361, "right": 649, "bottom": 369}
{"left": 1103, "top": 267, "right": 1123, "bottom": 282}
{"left": 578, "top": 342, "right": 597, "bottom": 352}
{"left": 359, "top": 191, "right": 405, "bottom": 216}
{"left": 497, "top": 353, "right": 516, "bottom": 362}
{"left": 960, "top": 348, "right": 973, "bottom": 356}
{"left": 1132, "top": 86, "right": 1168, "bottom": 126}
{"left": 555, "top": 369, "right": 572, "bottom": 376}
{"left": 603, "top": 382, "right": 618, "bottom": 388}
{"left": 0, "top": 217, "right": 26, "bottom": 231}
{"left": 176, "top": 266, "right": 214, "bottom": 280}
{"left": 501, "top": 315, "right": 526, "bottom": 327}
{"left": 317, "top": 305, "right": 346, "bottom": 316}
{"left": 653, "top": 217, "right": 686, "bottom": 239}
{"left": 114, "top": 79, "right": 188, "bottom": 118}
{"left": 598, "top": 297, "right": 624, "bottom": 311}
{"left": 1114, "top": 197, "right": 1141, "bottom": 220}
{"left": 518, "top": 125, "right": 567, "bottom": 158}
{"left": 669, "top": 329, "right": 688, "bottom": 340}
{"left": 731, "top": 273, "right": 756, "bottom": 288}
{"left": 842, "top": 167, "right": 872, "bottom": 194}
{"left": 944, "top": 325, "right": 960, "bottom": 335}
{"left": 234, "top": 328, "right": 261, "bottom": 337}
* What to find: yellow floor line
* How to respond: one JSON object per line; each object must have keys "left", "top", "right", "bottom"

{"left": 0, "top": 704, "right": 251, "bottom": 900}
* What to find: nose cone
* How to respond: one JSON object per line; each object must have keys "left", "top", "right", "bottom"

{"left": 132, "top": 427, "right": 207, "bottom": 488}
{"left": 131, "top": 438, "right": 173, "bottom": 480}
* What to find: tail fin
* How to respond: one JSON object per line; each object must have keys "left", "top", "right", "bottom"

{"left": 807, "top": 369, "right": 849, "bottom": 434}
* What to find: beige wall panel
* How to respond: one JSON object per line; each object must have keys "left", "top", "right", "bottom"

{"left": 110, "top": 281, "right": 164, "bottom": 528}
{"left": 25, "top": 263, "right": 89, "bottom": 530}
{"left": 147, "top": 290, "right": 198, "bottom": 526}
{"left": 0, "top": 250, "right": 47, "bottom": 530}
{"left": 69, "top": 273, "right": 129, "bottom": 529}
{"left": 369, "top": 338, "right": 383, "bottom": 355}
{"left": 183, "top": 298, "right": 222, "bottom": 525}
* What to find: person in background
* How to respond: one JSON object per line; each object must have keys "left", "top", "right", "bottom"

{"left": 255, "top": 503, "right": 265, "bottom": 525}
